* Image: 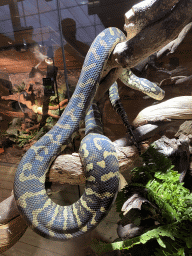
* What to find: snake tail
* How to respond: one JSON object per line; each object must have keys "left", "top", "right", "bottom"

{"left": 109, "top": 82, "right": 141, "bottom": 154}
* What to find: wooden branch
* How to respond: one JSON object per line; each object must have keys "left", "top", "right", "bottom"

{"left": 0, "top": 102, "right": 24, "bottom": 118}
{"left": 26, "top": 123, "right": 40, "bottom": 133}
{"left": 0, "top": 195, "right": 27, "bottom": 253}
{"left": 160, "top": 76, "right": 192, "bottom": 88}
{"left": 130, "top": 22, "right": 192, "bottom": 84}
{"left": 133, "top": 96, "right": 192, "bottom": 127}
{"left": 156, "top": 22, "right": 192, "bottom": 60}
{"left": 95, "top": 68, "right": 124, "bottom": 101}
{"left": 125, "top": 0, "right": 180, "bottom": 40}
{"left": 48, "top": 95, "right": 192, "bottom": 187}
{"left": 158, "top": 75, "right": 192, "bottom": 99}
{"left": 1, "top": 94, "right": 68, "bottom": 119}
{"left": 0, "top": 195, "right": 19, "bottom": 224}
{"left": 48, "top": 145, "right": 140, "bottom": 186}
{"left": 0, "top": 109, "right": 24, "bottom": 118}
{"left": 48, "top": 99, "right": 68, "bottom": 110}
{"left": 48, "top": 122, "right": 184, "bottom": 187}
{"left": 111, "top": 0, "right": 192, "bottom": 68}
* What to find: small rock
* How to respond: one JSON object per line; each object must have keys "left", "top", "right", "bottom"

{"left": 117, "top": 223, "right": 145, "bottom": 239}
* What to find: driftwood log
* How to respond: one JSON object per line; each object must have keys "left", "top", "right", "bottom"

{"left": 131, "top": 21, "right": 192, "bottom": 94}
{"left": 111, "top": 0, "right": 192, "bottom": 69}
{"left": 1, "top": 93, "right": 68, "bottom": 119}
{"left": 96, "top": 0, "right": 192, "bottom": 100}
{"left": 0, "top": 0, "right": 192, "bottom": 253}
{"left": 0, "top": 195, "right": 27, "bottom": 253}
{"left": 48, "top": 96, "right": 192, "bottom": 187}
{"left": 133, "top": 96, "right": 192, "bottom": 127}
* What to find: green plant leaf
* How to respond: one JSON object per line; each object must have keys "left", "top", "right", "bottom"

{"left": 95, "top": 146, "right": 192, "bottom": 255}
{"left": 157, "top": 237, "right": 166, "bottom": 248}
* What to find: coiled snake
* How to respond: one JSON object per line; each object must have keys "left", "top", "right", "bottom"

{"left": 14, "top": 27, "right": 164, "bottom": 240}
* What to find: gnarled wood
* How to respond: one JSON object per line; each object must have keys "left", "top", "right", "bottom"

{"left": 124, "top": 0, "right": 180, "bottom": 40}
{"left": 49, "top": 96, "right": 192, "bottom": 186}
{"left": 0, "top": 196, "right": 27, "bottom": 253}
{"left": 1, "top": 94, "right": 67, "bottom": 119}
{"left": 111, "top": 0, "right": 192, "bottom": 68}
{"left": 48, "top": 145, "right": 141, "bottom": 186}
{"left": 133, "top": 96, "right": 192, "bottom": 127}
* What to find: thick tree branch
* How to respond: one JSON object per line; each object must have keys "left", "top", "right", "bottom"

{"left": 0, "top": 196, "right": 27, "bottom": 253}
{"left": 48, "top": 121, "right": 184, "bottom": 187}
{"left": 125, "top": 0, "right": 180, "bottom": 40}
{"left": 48, "top": 96, "right": 192, "bottom": 187}
{"left": 1, "top": 94, "right": 68, "bottom": 119}
{"left": 133, "top": 96, "right": 192, "bottom": 127}
{"left": 111, "top": 0, "right": 192, "bottom": 68}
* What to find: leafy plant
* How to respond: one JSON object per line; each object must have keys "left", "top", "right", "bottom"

{"left": 13, "top": 130, "right": 38, "bottom": 147}
{"left": 49, "top": 95, "right": 58, "bottom": 105}
{"left": 92, "top": 146, "right": 192, "bottom": 255}
{"left": 12, "top": 81, "right": 26, "bottom": 93}
{"left": 0, "top": 130, "right": 7, "bottom": 139}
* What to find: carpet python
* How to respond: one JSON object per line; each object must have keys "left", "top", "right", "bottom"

{"left": 14, "top": 27, "right": 164, "bottom": 240}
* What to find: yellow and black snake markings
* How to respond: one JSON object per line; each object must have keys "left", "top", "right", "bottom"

{"left": 14, "top": 27, "right": 164, "bottom": 240}
{"left": 14, "top": 28, "right": 124, "bottom": 240}
{"left": 120, "top": 69, "right": 165, "bottom": 100}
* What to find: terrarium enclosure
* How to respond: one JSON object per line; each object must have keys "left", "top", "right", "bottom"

{"left": 0, "top": 0, "right": 192, "bottom": 256}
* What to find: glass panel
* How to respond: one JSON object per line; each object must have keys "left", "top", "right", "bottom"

{"left": 37, "top": 0, "right": 57, "bottom": 13}
{"left": 0, "top": 0, "right": 119, "bottom": 103}
{"left": 39, "top": 11, "right": 59, "bottom": 30}
{"left": 0, "top": 4, "right": 11, "bottom": 20}
{"left": 22, "top": 0, "right": 38, "bottom": 15}
{"left": 60, "top": 0, "right": 78, "bottom": 8}
{"left": 0, "top": 0, "right": 128, "bottom": 75}
{"left": 68, "top": 6, "right": 93, "bottom": 27}
{"left": 0, "top": 20, "right": 13, "bottom": 35}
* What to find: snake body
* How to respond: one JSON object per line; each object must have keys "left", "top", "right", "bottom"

{"left": 14, "top": 27, "right": 124, "bottom": 240}
{"left": 14, "top": 27, "right": 165, "bottom": 240}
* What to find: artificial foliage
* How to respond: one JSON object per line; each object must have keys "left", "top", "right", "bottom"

{"left": 92, "top": 146, "right": 192, "bottom": 255}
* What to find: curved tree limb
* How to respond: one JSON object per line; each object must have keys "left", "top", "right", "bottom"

{"left": 48, "top": 96, "right": 192, "bottom": 187}
{"left": 156, "top": 22, "right": 192, "bottom": 60}
{"left": 1, "top": 94, "right": 68, "bottom": 119}
{"left": 48, "top": 123, "right": 182, "bottom": 187}
{"left": 133, "top": 96, "right": 192, "bottom": 127}
{"left": 111, "top": 0, "right": 192, "bottom": 68}
{"left": 0, "top": 195, "right": 27, "bottom": 253}
{"left": 125, "top": 0, "right": 180, "bottom": 40}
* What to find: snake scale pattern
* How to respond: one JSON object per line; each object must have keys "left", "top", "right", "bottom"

{"left": 14, "top": 27, "right": 164, "bottom": 240}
